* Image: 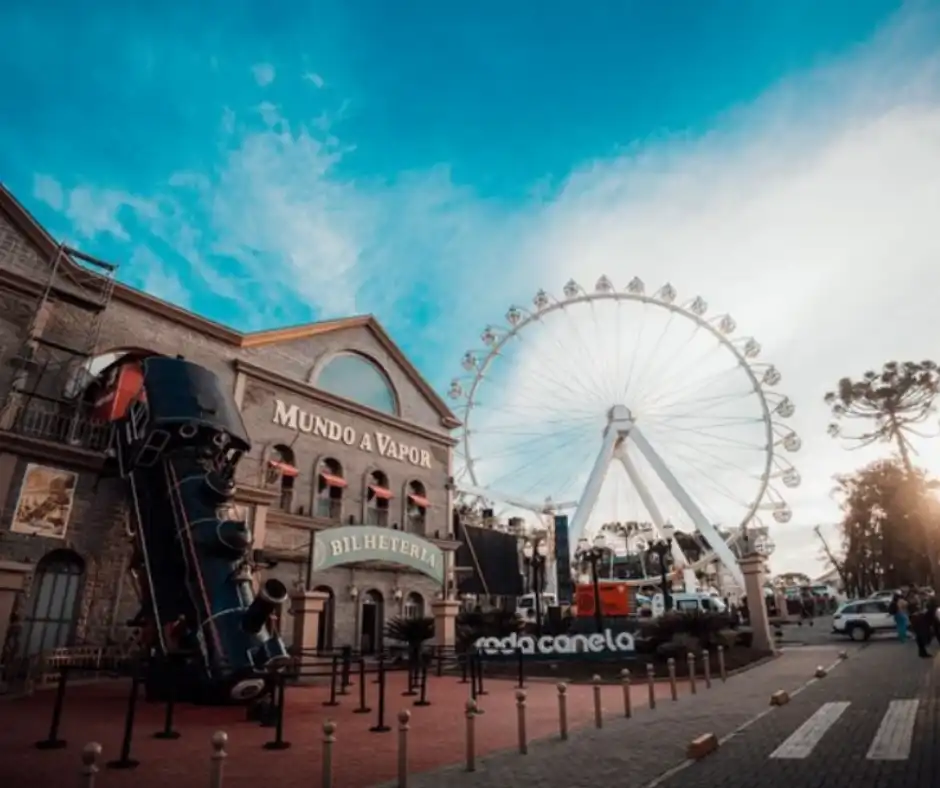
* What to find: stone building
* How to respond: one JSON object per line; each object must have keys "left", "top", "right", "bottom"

{"left": 0, "top": 183, "right": 461, "bottom": 671}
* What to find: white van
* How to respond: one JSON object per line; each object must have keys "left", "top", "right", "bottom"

{"left": 650, "top": 592, "right": 727, "bottom": 618}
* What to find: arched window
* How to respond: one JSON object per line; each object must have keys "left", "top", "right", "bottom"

{"left": 18, "top": 550, "right": 85, "bottom": 657}
{"left": 313, "top": 585, "right": 335, "bottom": 652}
{"left": 268, "top": 444, "right": 297, "bottom": 511}
{"left": 403, "top": 592, "right": 424, "bottom": 620}
{"left": 365, "top": 470, "right": 392, "bottom": 527}
{"left": 404, "top": 480, "right": 429, "bottom": 535}
{"left": 315, "top": 458, "right": 345, "bottom": 520}
{"left": 314, "top": 353, "right": 398, "bottom": 415}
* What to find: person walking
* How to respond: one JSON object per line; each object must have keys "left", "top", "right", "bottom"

{"left": 889, "top": 593, "right": 909, "bottom": 641}
{"left": 909, "top": 590, "right": 933, "bottom": 658}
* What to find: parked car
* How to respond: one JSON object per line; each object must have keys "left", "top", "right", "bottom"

{"left": 832, "top": 599, "right": 894, "bottom": 641}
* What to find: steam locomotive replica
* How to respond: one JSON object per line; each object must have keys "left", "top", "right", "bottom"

{"left": 95, "top": 353, "right": 290, "bottom": 704}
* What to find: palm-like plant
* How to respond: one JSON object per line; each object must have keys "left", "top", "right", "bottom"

{"left": 384, "top": 616, "right": 435, "bottom": 661}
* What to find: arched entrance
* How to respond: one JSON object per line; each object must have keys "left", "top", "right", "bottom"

{"left": 19, "top": 550, "right": 85, "bottom": 657}
{"left": 360, "top": 590, "right": 384, "bottom": 655}
{"left": 313, "top": 585, "right": 335, "bottom": 652}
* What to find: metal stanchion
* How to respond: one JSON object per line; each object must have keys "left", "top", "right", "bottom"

{"left": 107, "top": 660, "right": 143, "bottom": 769}
{"left": 340, "top": 646, "right": 352, "bottom": 696}
{"left": 460, "top": 654, "right": 469, "bottom": 684}
{"left": 646, "top": 664, "right": 656, "bottom": 710}
{"left": 36, "top": 665, "right": 70, "bottom": 750}
{"left": 369, "top": 655, "right": 391, "bottom": 732}
{"left": 321, "top": 722, "right": 336, "bottom": 788}
{"left": 475, "top": 653, "right": 488, "bottom": 696}
{"left": 153, "top": 658, "right": 181, "bottom": 740}
{"left": 667, "top": 658, "right": 678, "bottom": 701}
{"left": 262, "top": 675, "right": 291, "bottom": 750}
{"left": 354, "top": 658, "right": 371, "bottom": 714}
{"left": 435, "top": 648, "right": 443, "bottom": 678}
{"left": 516, "top": 690, "right": 528, "bottom": 754}
{"left": 465, "top": 699, "right": 477, "bottom": 772}
{"left": 592, "top": 675, "right": 603, "bottom": 728}
{"left": 703, "top": 649, "right": 712, "bottom": 689}
{"left": 397, "top": 710, "right": 411, "bottom": 788}
{"left": 516, "top": 647, "right": 525, "bottom": 689}
{"left": 324, "top": 655, "right": 340, "bottom": 707}
{"left": 414, "top": 654, "right": 430, "bottom": 707}
{"left": 79, "top": 743, "right": 102, "bottom": 788}
{"left": 687, "top": 652, "right": 697, "bottom": 695}
{"left": 403, "top": 652, "right": 418, "bottom": 697}
{"left": 557, "top": 682, "right": 568, "bottom": 740}
{"left": 620, "top": 668, "right": 632, "bottom": 718}
{"left": 208, "top": 732, "right": 227, "bottom": 788}
{"left": 718, "top": 645, "right": 727, "bottom": 682}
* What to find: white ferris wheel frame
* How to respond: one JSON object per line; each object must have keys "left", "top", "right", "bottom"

{"left": 449, "top": 277, "right": 801, "bottom": 593}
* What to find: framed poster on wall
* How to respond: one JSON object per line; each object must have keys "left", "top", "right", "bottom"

{"left": 10, "top": 463, "right": 78, "bottom": 539}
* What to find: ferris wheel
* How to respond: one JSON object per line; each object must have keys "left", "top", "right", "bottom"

{"left": 447, "top": 276, "right": 801, "bottom": 591}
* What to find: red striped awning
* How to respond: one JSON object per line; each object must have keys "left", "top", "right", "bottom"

{"left": 268, "top": 460, "right": 298, "bottom": 477}
{"left": 408, "top": 493, "right": 430, "bottom": 508}
{"left": 369, "top": 485, "right": 393, "bottom": 500}
{"left": 320, "top": 472, "right": 347, "bottom": 488}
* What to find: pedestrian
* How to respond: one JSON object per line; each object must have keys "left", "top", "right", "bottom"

{"left": 909, "top": 590, "right": 933, "bottom": 658}
{"left": 889, "top": 593, "right": 909, "bottom": 641}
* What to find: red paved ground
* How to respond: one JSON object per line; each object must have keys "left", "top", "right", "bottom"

{"left": 0, "top": 672, "right": 685, "bottom": 788}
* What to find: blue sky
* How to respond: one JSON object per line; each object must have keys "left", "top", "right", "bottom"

{"left": 2, "top": 1, "right": 940, "bottom": 572}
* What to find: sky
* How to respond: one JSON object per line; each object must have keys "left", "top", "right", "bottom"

{"left": 2, "top": 0, "right": 940, "bottom": 577}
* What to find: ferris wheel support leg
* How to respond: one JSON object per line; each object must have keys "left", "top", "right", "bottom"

{"left": 617, "top": 448, "right": 696, "bottom": 594}
{"left": 566, "top": 421, "right": 622, "bottom": 547}
{"left": 627, "top": 424, "right": 747, "bottom": 591}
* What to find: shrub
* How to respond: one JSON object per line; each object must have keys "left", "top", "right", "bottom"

{"left": 455, "top": 608, "right": 521, "bottom": 652}
{"left": 645, "top": 610, "right": 733, "bottom": 651}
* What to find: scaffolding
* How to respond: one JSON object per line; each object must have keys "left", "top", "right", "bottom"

{"left": 1, "top": 244, "right": 118, "bottom": 450}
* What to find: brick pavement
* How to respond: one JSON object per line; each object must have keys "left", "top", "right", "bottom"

{"left": 395, "top": 645, "right": 856, "bottom": 788}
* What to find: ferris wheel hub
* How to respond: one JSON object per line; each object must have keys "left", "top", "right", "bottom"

{"left": 607, "top": 404, "right": 632, "bottom": 424}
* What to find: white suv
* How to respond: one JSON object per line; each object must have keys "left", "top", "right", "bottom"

{"left": 832, "top": 599, "right": 895, "bottom": 641}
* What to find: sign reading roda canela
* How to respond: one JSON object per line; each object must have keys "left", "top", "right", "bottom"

{"left": 272, "top": 399, "right": 432, "bottom": 469}
{"left": 312, "top": 525, "right": 444, "bottom": 584}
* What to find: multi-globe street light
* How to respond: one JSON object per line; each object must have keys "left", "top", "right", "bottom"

{"left": 648, "top": 522, "right": 676, "bottom": 612}
{"left": 576, "top": 533, "right": 608, "bottom": 632}
{"left": 521, "top": 538, "right": 549, "bottom": 636}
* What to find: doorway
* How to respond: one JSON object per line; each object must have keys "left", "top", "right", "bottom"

{"left": 314, "top": 585, "right": 335, "bottom": 653}
{"left": 360, "top": 590, "right": 384, "bottom": 655}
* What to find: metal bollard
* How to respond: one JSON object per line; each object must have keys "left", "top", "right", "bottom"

{"left": 667, "top": 658, "right": 678, "bottom": 701}
{"left": 208, "top": 732, "right": 227, "bottom": 788}
{"left": 557, "top": 682, "right": 569, "bottom": 740}
{"left": 321, "top": 721, "right": 336, "bottom": 788}
{"left": 592, "top": 675, "right": 603, "bottom": 728}
{"left": 703, "top": 649, "right": 712, "bottom": 689}
{"left": 465, "top": 699, "right": 477, "bottom": 772}
{"left": 687, "top": 652, "right": 697, "bottom": 695}
{"left": 718, "top": 645, "right": 727, "bottom": 682}
{"left": 620, "top": 669, "right": 632, "bottom": 718}
{"left": 646, "top": 664, "right": 656, "bottom": 710}
{"left": 397, "top": 710, "right": 410, "bottom": 788}
{"left": 80, "top": 743, "right": 102, "bottom": 788}
{"left": 516, "top": 690, "right": 528, "bottom": 754}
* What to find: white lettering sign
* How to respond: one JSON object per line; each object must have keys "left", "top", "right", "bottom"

{"left": 272, "top": 399, "right": 432, "bottom": 469}
{"left": 473, "top": 631, "right": 635, "bottom": 657}
{"left": 328, "top": 533, "right": 437, "bottom": 570}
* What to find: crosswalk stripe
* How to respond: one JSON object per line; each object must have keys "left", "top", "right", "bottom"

{"left": 770, "top": 701, "right": 850, "bottom": 759}
{"left": 866, "top": 700, "right": 919, "bottom": 761}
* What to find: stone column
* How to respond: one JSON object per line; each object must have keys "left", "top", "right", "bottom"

{"left": 431, "top": 599, "right": 461, "bottom": 648}
{"left": 0, "top": 561, "right": 32, "bottom": 667}
{"left": 739, "top": 554, "right": 774, "bottom": 652}
{"left": 289, "top": 590, "right": 329, "bottom": 667}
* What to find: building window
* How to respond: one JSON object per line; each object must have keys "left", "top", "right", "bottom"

{"left": 314, "top": 352, "right": 398, "bottom": 415}
{"left": 403, "top": 592, "right": 424, "bottom": 620}
{"left": 268, "top": 444, "right": 297, "bottom": 512}
{"left": 404, "top": 480, "right": 429, "bottom": 534}
{"left": 315, "top": 457, "right": 345, "bottom": 520}
{"left": 365, "top": 470, "right": 392, "bottom": 527}
{"left": 18, "top": 550, "right": 85, "bottom": 657}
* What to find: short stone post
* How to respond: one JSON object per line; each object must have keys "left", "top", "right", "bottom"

{"left": 688, "top": 652, "right": 697, "bottom": 694}
{"left": 397, "top": 711, "right": 410, "bottom": 788}
{"left": 718, "top": 645, "right": 727, "bottom": 682}
{"left": 592, "top": 675, "right": 603, "bottom": 728}
{"left": 646, "top": 664, "right": 656, "bottom": 710}
{"left": 620, "top": 668, "right": 632, "bottom": 718}
{"left": 667, "top": 658, "right": 678, "bottom": 701}
{"left": 209, "top": 732, "right": 227, "bottom": 788}
{"left": 321, "top": 721, "right": 336, "bottom": 788}
{"left": 703, "top": 649, "right": 712, "bottom": 689}
{"left": 465, "top": 700, "right": 477, "bottom": 772}
{"left": 80, "top": 743, "right": 102, "bottom": 788}
{"left": 515, "top": 690, "right": 528, "bottom": 754}
{"left": 557, "top": 683, "right": 569, "bottom": 740}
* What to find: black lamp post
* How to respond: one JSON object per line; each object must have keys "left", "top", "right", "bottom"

{"left": 576, "top": 534, "right": 608, "bottom": 633}
{"left": 522, "top": 539, "right": 549, "bottom": 636}
{"left": 648, "top": 525, "right": 676, "bottom": 612}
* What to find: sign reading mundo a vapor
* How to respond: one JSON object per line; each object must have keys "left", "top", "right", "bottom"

{"left": 474, "top": 630, "right": 635, "bottom": 658}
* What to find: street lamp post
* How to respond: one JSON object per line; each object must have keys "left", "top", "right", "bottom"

{"left": 576, "top": 534, "right": 608, "bottom": 633}
{"left": 521, "top": 539, "right": 549, "bottom": 636}
{"left": 648, "top": 523, "right": 676, "bottom": 612}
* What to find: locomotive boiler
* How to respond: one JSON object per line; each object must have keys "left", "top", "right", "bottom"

{"left": 104, "top": 354, "right": 290, "bottom": 704}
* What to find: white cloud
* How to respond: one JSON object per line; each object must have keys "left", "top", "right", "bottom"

{"left": 32, "top": 174, "right": 63, "bottom": 211}
{"left": 130, "top": 247, "right": 191, "bottom": 308}
{"left": 304, "top": 71, "right": 325, "bottom": 88}
{"left": 251, "top": 62, "right": 275, "bottom": 87}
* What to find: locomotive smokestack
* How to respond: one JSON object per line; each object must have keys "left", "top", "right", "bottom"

{"left": 243, "top": 578, "right": 289, "bottom": 634}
